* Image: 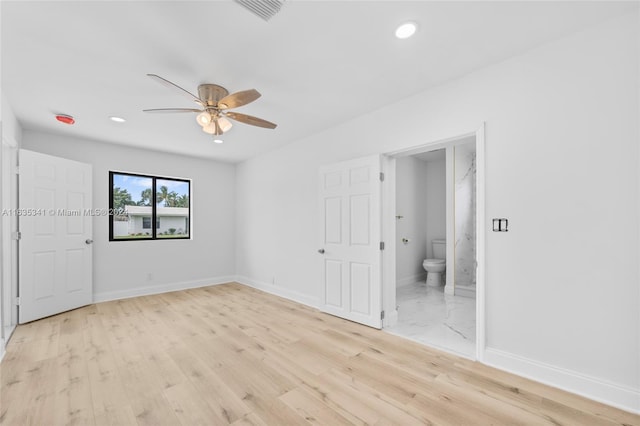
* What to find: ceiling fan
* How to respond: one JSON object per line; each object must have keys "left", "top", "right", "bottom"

{"left": 143, "top": 74, "right": 277, "bottom": 136}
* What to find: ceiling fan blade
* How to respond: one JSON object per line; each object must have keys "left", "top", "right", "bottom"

{"left": 217, "top": 89, "right": 261, "bottom": 109}
{"left": 143, "top": 108, "right": 202, "bottom": 113}
{"left": 147, "top": 74, "right": 203, "bottom": 105}
{"left": 225, "top": 111, "right": 277, "bottom": 129}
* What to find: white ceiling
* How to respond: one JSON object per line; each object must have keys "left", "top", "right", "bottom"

{"left": 2, "top": 1, "right": 635, "bottom": 163}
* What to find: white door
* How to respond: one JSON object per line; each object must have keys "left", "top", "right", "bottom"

{"left": 318, "top": 155, "right": 382, "bottom": 329}
{"left": 18, "top": 150, "right": 93, "bottom": 323}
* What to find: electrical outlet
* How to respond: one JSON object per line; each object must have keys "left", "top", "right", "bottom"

{"left": 147, "top": 272, "right": 154, "bottom": 281}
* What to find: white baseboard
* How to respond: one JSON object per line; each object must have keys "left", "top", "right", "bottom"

{"left": 484, "top": 347, "right": 640, "bottom": 415}
{"left": 455, "top": 285, "right": 476, "bottom": 298}
{"left": 397, "top": 273, "right": 427, "bottom": 287}
{"left": 383, "top": 308, "right": 398, "bottom": 328}
{"left": 0, "top": 337, "right": 5, "bottom": 363}
{"left": 93, "top": 275, "right": 236, "bottom": 304}
{"left": 235, "top": 275, "right": 321, "bottom": 309}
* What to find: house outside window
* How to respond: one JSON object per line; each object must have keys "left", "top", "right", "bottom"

{"left": 109, "top": 172, "right": 190, "bottom": 241}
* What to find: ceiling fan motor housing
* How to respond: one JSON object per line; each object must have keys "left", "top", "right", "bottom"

{"left": 198, "top": 84, "right": 229, "bottom": 106}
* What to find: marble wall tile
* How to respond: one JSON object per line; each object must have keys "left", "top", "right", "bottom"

{"left": 454, "top": 143, "right": 476, "bottom": 287}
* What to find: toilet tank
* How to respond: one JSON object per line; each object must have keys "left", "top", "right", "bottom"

{"left": 432, "top": 239, "right": 446, "bottom": 259}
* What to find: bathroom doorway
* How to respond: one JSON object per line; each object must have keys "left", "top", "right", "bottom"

{"left": 381, "top": 127, "right": 485, "bottom": 360}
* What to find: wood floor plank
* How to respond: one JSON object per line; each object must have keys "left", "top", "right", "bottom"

{"left": 308, "top": 368, "right": 425, "bottom": 425}
{"left": 165, "top": 343, "right": 252, "bottom": 423}
{"left": 279, "top": 386, "right": 354, "bottom": 425}
{"left": 129, "top": 391, "right": 182, "bottom": 426}
{"left": 1, "top": 282, "right": 638, "bottom": 426}
{"left": 92, "top": 404, "right": 137, "bottom": 426}
{"left": 16, "top": 357, "right": 59, "bottom": 425}
{"left": 83, "top": 311, "right": 133, "bottom": 417}
{"left": 340, "top": 351, "right": 433, "bottom": 405}
{"left": 229, "top": 412, "right": 269, "bottom": 426}
{"left": 431, "top": 373, "right": 560, "bottom": 425}
{"left": 162, "top": 380, "right": 228, "bottom": 425}
{"left": 53, "top": 310, "right": 95, "bottom": 426}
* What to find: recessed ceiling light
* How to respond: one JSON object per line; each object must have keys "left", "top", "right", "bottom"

{"left": 109, "top": 116, "right": 126, "bottom": 123}
{"left": 213, "top": 139, "right": 224, "bottom": 144}
{"left": 395, "top": 21, "right": 417, "bottom": 39}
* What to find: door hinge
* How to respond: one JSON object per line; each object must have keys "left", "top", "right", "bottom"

{"left": 12, "top": 231, "right": 21, "bottom": 240}
{"left": 15, "top": 166, "right": 20, "bottom": 175}
{"left": 379, "top": 172, "right": 385, "bottom": 182}
{"left": 379, "top": 241, "right": 385, "bottom": 250}
{"left": 380, "top": 310, "right": 385, "bottom": 320}
{"left": 15, "top": 297, "right": 20, "bottom": 306}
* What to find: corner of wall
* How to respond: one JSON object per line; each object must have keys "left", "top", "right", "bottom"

{"left": 235, "top": 275, "right": 321, "bottom": 310}
{"left": 1, "top": 92, "right": 23, "bottom": 147}
{"left": 92, "top": 276, "right": 235, "bottom": 304}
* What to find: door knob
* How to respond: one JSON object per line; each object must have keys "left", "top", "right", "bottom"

{"left": 318, "top": 248, "right": 325, "bottom": 254}
{"left": 85, "top": 239, "right": 93, "bottom": 245}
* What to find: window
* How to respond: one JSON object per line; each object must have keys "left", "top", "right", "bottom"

{"left": 142, "top": 217, "right": 160, "bottom": 229}
{"left": 109, "top": 172, "right": 190, "bottom": 241}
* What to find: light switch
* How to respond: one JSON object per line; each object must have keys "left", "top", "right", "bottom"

{"left": 492, "top": 218, "right": 509, "bottom": 232}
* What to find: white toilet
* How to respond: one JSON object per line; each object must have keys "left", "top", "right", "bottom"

{"left": 423, "top": 239, "right": 446, "bottom": 287}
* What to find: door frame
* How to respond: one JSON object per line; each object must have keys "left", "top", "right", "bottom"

{"left": 0, "top": 134, "right": 19, "bottom": 354}
{"left": 380, "top": 123, "right": 486, "bottom": 361}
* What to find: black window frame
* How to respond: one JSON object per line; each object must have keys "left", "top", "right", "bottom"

{"left": 109, "top": 171, "right": 191, "bottom": 241}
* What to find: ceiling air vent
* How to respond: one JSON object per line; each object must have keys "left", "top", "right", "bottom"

{"left": 234, "top": 0, "right": 285, "bottom": 21}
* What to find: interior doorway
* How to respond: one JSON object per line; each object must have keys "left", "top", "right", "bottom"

{"left": 1, "top": 136, "right": 19, "bottom": 351}
{"left": 381, "top": 125, "right": 485, "bottom": 360}
{"left": 18, "top": 150, "right": 94, "bottom": 324}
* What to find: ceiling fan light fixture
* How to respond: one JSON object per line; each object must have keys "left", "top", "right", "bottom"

{"left": 213, "top": 139, "right": 224, "bottom": 144}
{"left": 196, "top": 111, "right": 211, "bottom": 126}
{"left": 144, "top": 74, "right": 277, "bottom": 139}
{"left": 218, "top": 116, "right": 233, "bottom": 133}
{"left": 202, "top": 121, "right": 218, "bottom": 134}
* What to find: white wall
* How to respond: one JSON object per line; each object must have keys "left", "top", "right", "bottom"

{"left": 236, "top": 12, "right": 639, "bottom": 411}
{"left": 425, "top": 157, "right": 446, "bottom": 260}
{"left": 22, "top": 130, "right": 236, "bottom": 301}
{"left": 1, "top": 94, "right": 23, "bottom": 145}
{"left": 395, "top": 156, "right": 427, "bottom": 286}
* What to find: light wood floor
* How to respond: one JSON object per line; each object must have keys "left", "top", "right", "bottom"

{"left": 1, "top": 283, "right": 638, "bottom": 426}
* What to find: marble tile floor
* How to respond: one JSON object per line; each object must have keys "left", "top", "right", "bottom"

{"left": 385, "top": 281, "right": 476, "bottom": 359}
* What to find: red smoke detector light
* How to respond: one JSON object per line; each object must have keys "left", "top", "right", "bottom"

{"left": 55, "top": 114, "right": 75, "bottom": 125}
